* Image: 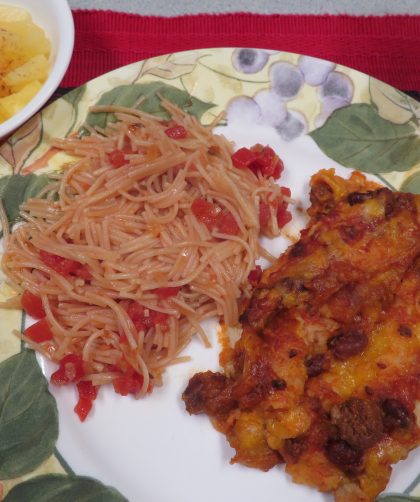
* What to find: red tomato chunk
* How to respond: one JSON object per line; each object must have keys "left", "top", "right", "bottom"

{"left": 39, "top": 251, "right": 91, "bottom": 279}
{"left": 51, "top": 354, "right": 85, "bottom": 385}
{"left": 164, "top": 124, "right": 188, "bottom": 139}
{"left": 231, "top": 147, "right": 258, "bottom": 169}
{"left": 277, "top": 187, "right": 292, "bottom": 228}
{"left": 259, "top": 201, "right": 271, "bottom": 228}
{"left": 74, "top": 266, "right": 92, "bottom": 280}
{"left": 259, "top": 188, "right": 292, "bottom": 230}
{"left": 277, "top": 207, "right": 292, "bottom": 228}
{"left": 39, "top": 250, "right": 85, "bottom": 277}
{"left": 281, "top": 186, "right": 291, "bottom": 198}
{"left": 231, "top": 144, "right": 284, "bottom": 180}
{"left": 24, "top": 317, "right": 53, "bottom": 343}
{"left": 107, "top": 149, "right": 126, "bottom": 168}
{"left": 251, "top": 144, "right": 284, "bottom": 179}
{"left": 153, "top": 287, "right": 181, "bottom": 299}
{"left": 21, "top": 290, "right": 45, "bottom": 319}
{"left": 74, "top": 381, "right": 99, "bottom": 422}
{"left": 217, "top": 212, "right": 239, "bottom": 235}
{"left": 74, "top": 397, "right": 94, "bottom": 422}
{"left": 77, "top": 380, "right": 99, "bottom": 400}
{"left": 191, "top": 198, "right": 239, "bottom": 235}
{"left": 113, "top": 370, "right": 144, "bottom": 396}
{"left": 127, "top": 302, "right": 169, "bottom": 332}
{"left": 191, "top": 198, "right": 221, "bottom": 230}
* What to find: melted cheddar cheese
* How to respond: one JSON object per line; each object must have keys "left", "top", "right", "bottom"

{"left": 183, "top": 170, "right": 420, "bottom": 502}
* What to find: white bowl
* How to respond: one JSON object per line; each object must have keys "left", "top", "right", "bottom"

{"left": 0, "top": 0, "right": 74, "bottom": 139}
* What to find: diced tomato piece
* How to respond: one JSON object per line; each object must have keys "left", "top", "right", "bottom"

{"left": 51, "top": 354, "right": 84, "bottom": 385}
{"left": 231, "top": 147, "right": 258, "bottom": 169}
{"left": 119, "top": 334, "right": 128, "bottom": 345}
{"left": 259, "top": 201, "right": 271, "bottom": 228}
{"left": 247, "top": 144, "right": 284, "bottom": 180}
{"left": 113, "top": 370, "right": 144, "bottom": 396}
{"left": 39, "top": 250, "right": 82, "bottom": 276}
{"left": 77, "top": 380, "right": 99, "bottom": 400}
{"left": 24, "top": 317, "right": 53, "bottom": 343}
{"left": 164, "top": 124, "right": 188, "bottom": 139}
{"left": 107, "top": 149, "right": 127, "bottom": 168}
{"left": 128, "top": 372, "right": 144, "bottom": 394}
{"left": 113, "top": 376, "right": 130, "bottom": 396}
{"left": 153, "top": 287, "right": 181, "bottom": 299}
{"left": 191, "top": 198, "right": 221, "bottom": 230}
{"left": 127, "top": 302, "right": 146, "bottom": 331}
{"left": 50, "top": 368, "right": 66, "bottom": 385}
{"left": 21, "top": 290, "right": 45, "bottom": 319}
{"left": 250, "top": 144, "right": 274, "bottom": 168}
{"left": 271, "top": 158, "right": 284, "bottom": 179}
{"left": 74, "top": 266, "right": 92, "bottom": 280}
{"left": 277, "top": 207, "right": 292, "bottom": 228}
{"left": 107, "top": 364, "right": 122, "bottom": 372}
{"left": 275, "top": 189, "right": 292, "bottom": 228}
{"left": 74, "top": 380, "right": 98, "bottom": 421}
{"left": 74, "top": 397, "right": 94, "bottom": 422}
{"left": 149, "top": 310, "right": 168, "bottom": 326}
{"left": 217, "top": 212, "right": 239, "bottom": 235}
{"left": 248, "top": 266, "right": 263, "bottom": 286}
{"left": 127, "top": 302, "right": 168, "bottom": 332}
{"left": 280, "top": 186, "right": 291, "bottom": 198}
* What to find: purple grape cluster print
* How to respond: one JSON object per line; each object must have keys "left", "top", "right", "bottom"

{"left": 227, "top": 51, "right": 354, "bottom": 141}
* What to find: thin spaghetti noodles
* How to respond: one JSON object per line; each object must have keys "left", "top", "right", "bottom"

{"left": 2, "top": 99, "right": 292, "bottom": 419}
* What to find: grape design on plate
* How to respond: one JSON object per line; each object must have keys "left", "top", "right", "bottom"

{"left": 232, "top": 48, "right": 270, "bottom": 74}
{"left": 228, "top": 50, "right": 355, "bottom": 140}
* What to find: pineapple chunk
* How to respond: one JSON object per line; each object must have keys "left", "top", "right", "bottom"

{"left": 4, "top": 54, "right": 49, "bottom": 89}
{"left": 0, "top": 80, "right": 42, "bottom": 119}
{"left": 0, "top": 5, "right": 51, "bottom": 124}
{"left": 0, "top": 5, "right": 31, "bottom": 23}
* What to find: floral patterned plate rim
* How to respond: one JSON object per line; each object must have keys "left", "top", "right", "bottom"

{"left": 0, "top": 48, "right": 419, "bottom": 502}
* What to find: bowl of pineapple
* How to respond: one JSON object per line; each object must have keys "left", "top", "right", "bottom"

{"left": 0, "top": 0, "right": 74, "bottom": 139}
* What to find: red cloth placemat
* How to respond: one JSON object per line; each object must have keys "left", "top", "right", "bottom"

{"left": 63, "top": 11, "right": 420, "bottom": 92}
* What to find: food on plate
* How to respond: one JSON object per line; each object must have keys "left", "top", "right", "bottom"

{"left": 1, "top": 99, "right": 292, "bottom": 421}
{"left": 183, "top": 169, "right": 420, "bottom": 502}
{"left": 0, "top": 4, "right": 51, "bottom": 123}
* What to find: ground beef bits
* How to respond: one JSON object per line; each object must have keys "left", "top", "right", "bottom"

{"left": 309, "top": 181, "right": 335, "bottom": 215}
{"left": 325, "top": 439, "right": 363, "bottom": 476}
{"left": 233, "top": 359, "right": 277, "bottom": 410}
{"left": 330, "top": 398, "right": 383, "bottom": 449}
{"left": 327, "top": 328, "right": 368, "bottom": 360}
{"left": 347, "top": 188, "right": 385, "bottom": 205}
{"left": 182, "top": 371, "right": 235, "bottom": 416}
{"left": 398, "top": 324, "right": 412, "bottom": 337}
{"left": 283, "top": 436, "right": 306, "bottom": 463}
{"left": 304, "top": 353, "right": 330, "bottom": 378}
{"left": 382, "top": 398, "right": 413, "bottom": 431}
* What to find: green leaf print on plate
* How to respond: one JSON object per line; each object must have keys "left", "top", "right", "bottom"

{"left": 0, "top": 350, "right": 58, "bottom": 479}
{"left": 4, "top": 474, "right": 128, "bottom": 502}
{"left": 310, "top": 103, "right": 420, "bottom": 174}
{"left": 0, "top": 173, "right": 50, "bottom": 225}
{"left": 0, "top": 115, "right": 43, "bottom": 174}
{"left": 84, "top": 82, "right": 215, "bottom": 131}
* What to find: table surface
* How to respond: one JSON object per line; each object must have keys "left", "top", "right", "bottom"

{"left": 67, "top": 0, "right": 420, "bottom": 15}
